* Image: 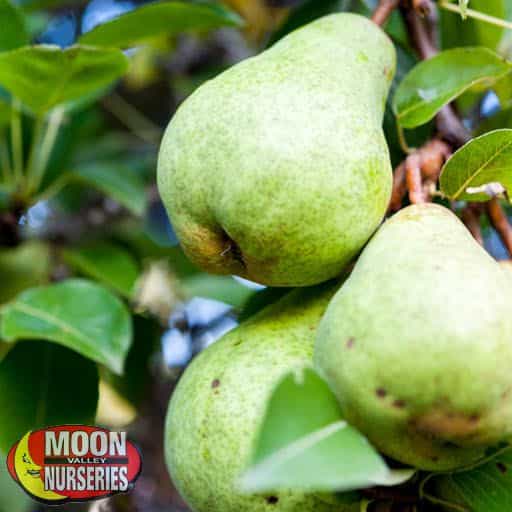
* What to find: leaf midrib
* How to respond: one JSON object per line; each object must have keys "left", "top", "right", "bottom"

{"left": 451, "top": 139, "right": 512, "bottom": 199}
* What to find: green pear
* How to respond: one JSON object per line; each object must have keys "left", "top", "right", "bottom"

{"left": 165, "top": 282, "right": 359, "bottom": 512}
{"left": 315, "top": 204, "right": 512, "bottom": 471}
{"left": 158, "top": 13, "right": 395, "bottom": 287}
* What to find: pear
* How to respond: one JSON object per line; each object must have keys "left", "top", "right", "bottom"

{"left": 165, "top": 282, "right": 359, "bottom": 512}
{"left": 315, "top": 204, "right": 512, "bottom": 471}
{"left": 158, "top": 13, "right": 395, "bottom": 286}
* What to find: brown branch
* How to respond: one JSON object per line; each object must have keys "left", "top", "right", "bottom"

{"left": 390, "top": 162, "right": 407, "bottom": 211}
{"left": 405, "top": 152, "right": 425, "bottom": 204}
{"left": 389, "top": 139, "right": 451, "bottom": 211}
{"left": 401, "top": 7, "right": 470, "bottom": 147}
{"left": 461, "top": 204, "right": 484, "bottom": 246}
{"left": 487, "top": 198, "right": 512, "bottom": 257}
{"left": 371, "top": 0, "right": 400, "bottom": 26}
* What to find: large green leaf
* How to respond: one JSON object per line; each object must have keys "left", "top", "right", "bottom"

{"left": 0, "top": 340, "right": 98, "bottom": 453}
{"left": 0, "top": 45, "right": 128, "bottom": 114}
{"left": 393, "top": 47, "right": 511, "bottom": 128}
{"left": 78, "top": 1, "right": 243, "bottom": 48}
{"left": 441, "top": 0, "right": 505, "bottom": 51}
{"left": 0, "top": 241, "right": 51, "bottom": 305}
{"left": 0, "top": 278, "right": 132, "bottom": 374}
{"left": 62, "top": 242, "right": 139, "bottom": 298}
{"left": 440, "top": 129, "right": 512, "bottom": 201}
{"left": 432, "top": 449, "right": 512, "bottom": 511}
{"left": 240, "top": 368, "right": 414, "bottom": 493}
{"left": 71, "top": 163, "right": 146, "bottom": 216}
{"left": 0, "top": 0, "right": 29, "bottom": 52}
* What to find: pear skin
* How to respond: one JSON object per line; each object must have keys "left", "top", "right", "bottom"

{"left": 165, "top": 282, "right": 359, "bottom": 511}
{"left": 158, "top": 13, "right": 395, "bottom": 286}
{"left": 315, "top": 204, "right": 512, "bottom": 470}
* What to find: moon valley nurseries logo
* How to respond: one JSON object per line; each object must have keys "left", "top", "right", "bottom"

{"left": 6, "top": 425, "right": 142, "bottom": 505}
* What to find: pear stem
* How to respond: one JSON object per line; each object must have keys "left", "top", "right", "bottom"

{"left": 371, "top": 0, "right": 400, "bottom": 26}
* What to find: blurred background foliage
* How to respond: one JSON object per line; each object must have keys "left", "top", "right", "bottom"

{"left": 0, "top": 0, "right": 511, "bottom": 511}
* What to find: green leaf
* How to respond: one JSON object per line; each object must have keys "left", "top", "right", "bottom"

{"left": 440, "top": 129, "right": 512, "bottom": 201}
{"left": 0, "top": 241, "right": 51, "bottom": 305}
{"left": 62, "top": 242, "right": 139, "bottom": 298}
{"left": 0, "top": 0, "right": 29, "bottom": 52}
{"left": 0, "top": 45, "right": 128, "bottom": 114}
{"left": 101, "top": 314, "right": 159, "bottom": 407}
{"left": 71, "top": 162, "right": 146, "bottom": 216}
{"left": 393, "top": 47, "right": 511, "bottom": 128}
{"left": 0, "top": 278, "right": 132, "bottom": 374}
{"left": 432, "top": 449, "right": 512, "bottom": 511}
{"left": 78, "top": 1, "right": 243, "bottom": 48}
{"left": 441, "top": 0, "right": 505, "bottom": 51}
{"left": 240, "top": 368, "right": 414, "bottom": 493}
{"left": 182, "top": 274, "right": 256, "bottom": 309}
{"left": 0, "top": 340, "right": 98, "bottom": 453}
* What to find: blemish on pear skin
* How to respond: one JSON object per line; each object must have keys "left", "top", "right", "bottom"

{"left": 376, "top": 388, "right": 387, "bottom": 398}
{"left": 393, "top": 399, "right": 406, "bottom": 409}
{"left": 266, "top": 496, "right": 279, "bottom": 505}
{"left": 211, "top": 379, "right": 221, "bottom": 389}
{"left": 346, "top": 337, "right": 355, "bottom": 349}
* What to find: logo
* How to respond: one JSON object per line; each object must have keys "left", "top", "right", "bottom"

{"left": 6, "top": 425, "right": 142, "bottom": 505}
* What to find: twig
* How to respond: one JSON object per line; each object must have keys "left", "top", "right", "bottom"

{"left": 487, "top": 198, "right": 512, "bottom": 256}
{"left": 371, "top": 0, "right": 400, "bottom": 26}
{"left": 10, "top": 99, "right": 23, "bottom": 182}
{"left": 389, "top": 139, "right": 451, "bottom": 211}
{"left": 29, "top": 108, "right": 65, "bottom": 195}
{"left": 461, "top": 204, "right": 484, "bottom": 245}
{"left": 405, "top": 152, "right": 425, "bottom": 204}
{"left": 102, "top": 93, "right": 162, "bottom": 145}
{"left": 402, "top": 7, "right": 470, "bottom": 147}
{"left": 390, "top": 162, "right": 407, "bottom": 211}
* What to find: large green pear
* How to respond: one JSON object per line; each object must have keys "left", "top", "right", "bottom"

{"left": 165, "top": 282, "right": 359, "bottom": 512}
{"left": 158, "top": 13, "right": 395, "bottom": 287}
{"left": 315, "top": 204, "right": 512, "bottom": 471}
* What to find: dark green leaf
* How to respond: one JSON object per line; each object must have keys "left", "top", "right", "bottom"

{"left": 0, "top": 340, "right": 98, "bottom": 453}
{"left": 0, "top": 45, "right": 128, "bottom": 114}
{"left": 71, "top": 163, "right": 147, "bottom": 216}
{"left": 0, "top": 278, "right": 132, "bottom": 374}
{"left": 101, "top": 314, "right": 159, "bottom": 407}
{"left": 441, "top": 0, "right": 505, "bottom": 51}
{"left": 240, "top": 368, "right": 414, "bottom": 493}
{"left": 78, "top": 1, "right": 243, "bottom": 48}
{"left": 0, "top": 0, "right": 29, "bottom": 52}
{"left": 393, "top": 47, "right": 511, "bottom": 128}
{"left": 433, "top": 449, "right": 512, "bottom": 512}
{"left": 0, "top": 242, "right": 51, "bottom": 305}
{"left": 62, "top": 242, "right": 139, "bottom": 298}
{"left": 440, "top": 129, "right": 512, "bottom": 201}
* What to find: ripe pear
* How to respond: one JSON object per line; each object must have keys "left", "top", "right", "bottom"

{"left": 315, "top": 203, "right": 512, "bottom": 471}
{"left": 165, "top": 282, "right": 359, "bottom": 512}
{"left": 158, "top": 13, "right": 396, "bottom": 286}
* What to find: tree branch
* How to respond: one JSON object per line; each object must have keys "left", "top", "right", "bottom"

{"left": 401, "top": 7, "right": 470, "bottom": 147}
{"left": 487, "top": 198, "right": 512, "bottom": 257}
{"left": 371, "top": 0, "right": 400, "bottom": 26}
